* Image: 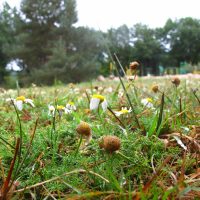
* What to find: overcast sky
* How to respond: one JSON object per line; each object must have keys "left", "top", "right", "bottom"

{"left": 2, "top": 0, "right": 200, "bottom": 31}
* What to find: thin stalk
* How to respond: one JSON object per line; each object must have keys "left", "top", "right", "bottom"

{"left": 74, "top": 135, "right": 83, "bottom": 157}
{"left": 13, "top": 118, "right": 38, "bottom": 179}
{"left": 192, "top": 89, "right": 200, "bottom": 105}
{"left": 11, "top": 100, "right": 23, "bottom": 176}
{"left": 116, "top": 151, "right": 133, "bottom": 162}
{"left": 179, "top": 97, "right": 183, "bottom": 122}
{"left": 158, "top": 90, "right": 178, "bottom": 110}
{"left": 16, "top": 80, "right": 20, "bottom": 96}
{"left": 113, "top": 53, "right": 141, "bottom": 129}
{"left": 1, "top": 138, "right": 20, "bottom": 199}
{"left": 0, "top": 135, "right": 15, "bottom": 149}
{"left": 156, "top": 92, "right": 165, "bottom": 134}
{"left": 107, "top": 107, "right": 126, "bottom": 128}
{"left": 14, "top": 169, "right": 110, "bottom": 193}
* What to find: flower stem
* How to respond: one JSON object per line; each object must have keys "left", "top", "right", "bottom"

{"left": 75, "top": 135, "right": 83, "bottom": 157}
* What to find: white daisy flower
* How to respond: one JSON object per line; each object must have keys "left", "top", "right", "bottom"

{"left": 66, "top": 101, "right": 76, "bottom": 111}
{"left": 48, "top": 105, "right": 55, "bottom": 116}
{"left": 6, "top": 96, "right": 35, "bottom": 111}
{"left": 56, "top": 105, "right": 66, "bottom": 117}
{"left": 114, "top": 107, "right": 132, "bottom": 117}
{"left": 90, "top": 94, "right": 108, "bottom": 111}
{"left": 141, "top": 98, "right": 154, "bottom": 109}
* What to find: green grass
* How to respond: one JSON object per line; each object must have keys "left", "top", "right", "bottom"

{"left": 0, "top": 76, "right": 200, "bottom": 199}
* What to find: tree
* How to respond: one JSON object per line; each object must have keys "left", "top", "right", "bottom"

{"left": 130, "top": 24, "right": 165, "bottom": 75}
{"left": 106, "top": 25, "right": 133, "bottom": 71}
{"left": 0, "top": 3, "right": 17, "bottom": 83}
{"left": 13, "top": 0, "right": 77, "bottom": 73}
{"left": 163, "top": 17, "right": 200, "bottom": 66}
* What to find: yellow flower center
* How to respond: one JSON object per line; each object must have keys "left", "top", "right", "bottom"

{"left": 56, "top": 105, "right": 65, "bottom": 110}
{"left": 68, "top": 101, "right": 74, "bottom": 105}
{"left": 92, "top": 94, "right": 105, "bottom": 102}
{"left": 147, "top": 98, "right": 153, "bottom": 103}
{"left": 120, "top": 109, "right": 129, "bottom": 114}
{"left": 16, "top": 96, "right": 26, "bottom": 101}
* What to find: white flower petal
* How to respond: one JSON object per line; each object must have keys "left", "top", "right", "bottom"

{"left": 6, "top": 98, "right": 14, "bottom": 102}
{"left": 24, "top": 99, "right": 35, "bottom": 107}
{"left": 15, "top": 100, "right": 23, "bottom": 111}
{"left": 114, "top": 111, "right": 121, "bottom": 117}
{"left": 101, "top": 100, "right": 108, "bottom": 111}
{"left": 90, "top": 98, "right": 100, "bottom": 110}
{"left": 141, "top": 99, "right": 148, "bottom": 106}
{"left": 146, "top": 102, "right": 154, "bottom": 108}
{"left": 64, "top": 108, "right": 72, "bottom": 114}
{"left": 48, "top": 105, "right": 55, "bottom": 111}
{"left": 48, "top": 105, "right": 55, "bottom": 116}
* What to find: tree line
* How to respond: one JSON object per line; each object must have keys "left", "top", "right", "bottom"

{"left": 1, "top": 0, "right": 200, "bottom": 86}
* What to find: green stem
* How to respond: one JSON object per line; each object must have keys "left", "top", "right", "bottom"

{"left": 113, "top": 53, "right": 141, "bottom": 129}
{"left": 75, "top": 135, "right": 83, "bottom": 157}
{"left": 116, "top": 151, "right": 133, "bottom": 162}
{"left": 107, "top": 107, "right": 126, "bottom": 129}
{"left": 0, "top": 136, "right": 15, "bottom": 149}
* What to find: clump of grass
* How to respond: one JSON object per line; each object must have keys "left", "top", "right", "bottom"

{"left": 0, "top": 76, "right": 199, "bottom": 199}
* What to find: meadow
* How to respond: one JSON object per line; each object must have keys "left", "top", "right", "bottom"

{"left": 0, "top": 75, "right": 200, "bottom": 199}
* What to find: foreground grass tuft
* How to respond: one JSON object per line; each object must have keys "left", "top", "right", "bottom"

{"left": 0, "top": 76, "right": 200, "bottom": 199}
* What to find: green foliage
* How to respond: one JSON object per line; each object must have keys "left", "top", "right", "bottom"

{"left": 163, "top": 17, "right": 200, "bottom": 65}
{"left": 0, "top": 3, "right": 17, "bottom": 83}
{"left": 0, "top": 77, "right": 199, "bottom": 199}
{"left": 1, "top": 0, "right": 200, "bottom": 86}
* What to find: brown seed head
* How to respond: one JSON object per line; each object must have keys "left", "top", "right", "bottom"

{"left": 152, "top": 85, "right": 159, "bottom": 93}
{"left": 129, "top": 61, "right": 139, "bottom": 70}
{"left": 172, "top": 77, "right": 181, "bottom": 87}
{"left": 99, "top": 135, "right": 121, "bottom": 153}
{"left": 76, "top": 121, "right": 91, "bottom": 137}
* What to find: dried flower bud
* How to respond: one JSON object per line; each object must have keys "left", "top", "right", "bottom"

{"left": 99, "top": 135, "right": 121, "bottom": 153}
{"left": 76, "top": 121, "right": 91, "bottom": 137}
{"left": 129, "top": 61, "right": 139, "bottom": 70}
{"left": 172, "top": 77, "right": 180, "bottom": 87}
{"left": 152, "top": 85, "right": 159, "bottom": 93}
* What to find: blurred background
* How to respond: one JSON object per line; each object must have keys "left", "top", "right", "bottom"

{"left": 0, "top": 0, "right": 200, "bottom": 87}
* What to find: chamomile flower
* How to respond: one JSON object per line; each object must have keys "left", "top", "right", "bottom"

{"left": 141, "top": 98, "right": 154, "bottom": 109}
{"left": 6, "top": 96, "right": 35, "bottom": 111}
{"left": 90, "top": 94, "right": 108, "bottom": 111}
{"left": 48, "top": 105, "right": 55, "bottom": 116}
{"left": 114, "top": 107, "right": 132, "bottom": 117}
{"left": 66, "top": 101, "right": 76, "bottom": 111}
{"left": 56, "top": 105, "right": 66, "bottom": 117}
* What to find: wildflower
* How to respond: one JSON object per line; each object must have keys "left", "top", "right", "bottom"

{"left": 141, "top": 98, "right": 154, "bottom": 109}
{"left": 90, "top": 94, "right": 108, "bottom": 111}
{"left": 6, "top": 96, "right": 34, "bottom": 111}
{"left": 129, "top": 61, "right": 139, "bottom": 70}
{"left": 152, "top": 85, "right": 159, "bottom": 93}
{"left": 99, "top": 135, "right": 121, "bottom": 153}
{"left": 76, "top": 121, "right": 92, "bottom": 144}
{"left": 66, "top": 101, "right": 76, "bottom": 113}
{"left": 48, "top": 105, "right": 55, "bottom": 116}
{"left": 114, "top": 107, "right": 132, "bottom": 117}
{"left": 171, "top": 77, "right": 180, "bottom": 87}
{"left": 56, "top": 105, "right": 65, "bottom": 117}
